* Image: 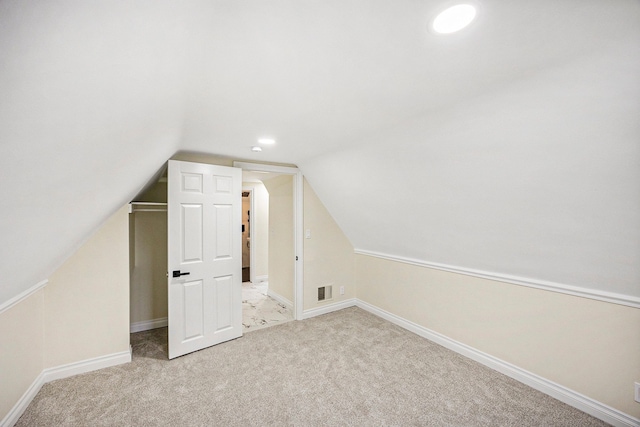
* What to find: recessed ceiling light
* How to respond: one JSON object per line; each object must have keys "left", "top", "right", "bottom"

{"left": 432, "top": 4, "right": 477, "bottom": 34}
{"left": 251, "top": 146, "right": 262, "bottom": 152}
{"left": 258, "top": 138, "right": 276, "bottom": 145}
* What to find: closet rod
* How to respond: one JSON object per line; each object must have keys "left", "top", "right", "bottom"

{"left": 130, "top": 201, "right": 167, "bottom": 206}
{"left": 132, "top": 208, "right": 167, "bottom": 213}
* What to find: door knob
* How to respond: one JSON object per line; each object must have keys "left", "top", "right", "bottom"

{"left": 172, "top": 270, "right": 191, "bottom": 278}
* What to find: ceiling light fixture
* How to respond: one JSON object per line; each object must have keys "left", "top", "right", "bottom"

{"left": 251, "top": 146, "right": 262, "bottom": 152}
{"left": 258, "top": 138, "right": 276, "bottom": 145}
{"left": 432, "top": 4, "right": 477, "bottom": 34}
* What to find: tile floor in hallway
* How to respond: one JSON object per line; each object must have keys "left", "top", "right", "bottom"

{"left": 242, "top": 281, "right": 294, "bottom": 332}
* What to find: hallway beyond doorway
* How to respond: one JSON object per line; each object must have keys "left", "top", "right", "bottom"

{"left": 242, "top": 282, "right": 293, "bottom": 332}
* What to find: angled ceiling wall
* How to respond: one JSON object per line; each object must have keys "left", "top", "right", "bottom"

{"left": 300, "top": 45, "right": 640, "bottom": 298}
{"left": 1, "top": 0, "right": 638, "bottom": 304}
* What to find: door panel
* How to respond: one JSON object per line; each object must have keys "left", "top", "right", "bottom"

{"left": 213, "top": 204, "right": 233, "bottom": 259}
{"left": 213, "top": 175, "right": 233, "bottom": 193}
{"left": 181, "top": 204, "right": 203, "bottom": 263}
{"left": 214, "top": 275, "right": 233, "bottom": 330}
{"left": 168, "top": 160, "right": 242, "bottom": 359}
{"left": 182, "top": 173, "right": 203, "bottom": 192}
{"left": 183, "top": 280, "right": 204, "bottom": 340}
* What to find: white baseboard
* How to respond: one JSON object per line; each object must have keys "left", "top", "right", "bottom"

{"left": 254, "top": 275, "right": 268, "bottom": 283}
{"left": 1, "top": 348, "right": 131, "bottom": 427}
{"left": 1, "top": 372, "right": 45, "bottom": 427}
{"left": 355, "top": 299, "right": 640, "bottom": 427}
{"left": 130, "top": 317, "right": 168, "bottom": 333}
{"left": 302, "top": 298, "right": 356, "bottom": 320}
{"left": 266, "top": 289, "right": 293, "bottom": 309}
{"left": 42, "top": 348, "right": 132, "bottom": 383}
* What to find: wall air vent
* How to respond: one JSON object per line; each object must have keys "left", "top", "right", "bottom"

{"left": 318, "top": 285, "right": 333, "bottom": 301}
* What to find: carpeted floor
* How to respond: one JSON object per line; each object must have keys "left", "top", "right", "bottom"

{"left": 17, "top": 307, "right": 607, "bottom": 426}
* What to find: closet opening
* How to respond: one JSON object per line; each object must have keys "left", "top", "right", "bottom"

{"left": 129, "top": 174, "right": 168, "bottom": 335}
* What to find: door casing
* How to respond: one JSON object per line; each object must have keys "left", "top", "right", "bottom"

{"left": 234, "top": 162, "right": 303, "bottom": 321}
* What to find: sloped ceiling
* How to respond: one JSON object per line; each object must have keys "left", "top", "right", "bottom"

{"left": 1, "top": 0, "right": 638, "bottom": 304}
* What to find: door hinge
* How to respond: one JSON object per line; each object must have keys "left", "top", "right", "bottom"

{"left": 296, "top": 256, "right": 298, "bottom": 261}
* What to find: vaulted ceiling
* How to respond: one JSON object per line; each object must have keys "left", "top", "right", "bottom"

{"left": 1, "top": 0, "right": 638, "bottom": 304}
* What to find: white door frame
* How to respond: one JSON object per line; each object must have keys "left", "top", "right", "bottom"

{"left": 234, "top": 161, "right": 303, "bottom": 321}
{"left": 241, "top": 186, "right": 256, "bottom": 284}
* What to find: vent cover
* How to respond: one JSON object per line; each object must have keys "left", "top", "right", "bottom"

{"left": 318, "top": 285, "right": 333, "bottom": 301}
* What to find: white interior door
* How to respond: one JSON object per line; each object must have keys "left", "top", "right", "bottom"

{"left": 167, "top": 160, "right": 242, "bottom": 359}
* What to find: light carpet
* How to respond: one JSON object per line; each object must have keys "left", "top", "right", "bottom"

{"left": 17, "top": 307, "right": 607, "bottom": 426}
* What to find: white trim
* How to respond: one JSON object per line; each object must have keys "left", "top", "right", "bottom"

{"left": 355, "top": 299, "right": 640, "bottom": 427}
{"left": 0, "top": 280, "right": 48, "bottom": 315}
{"left": 301, "top": 298, "right": 356, "bottom": 320}
{"left": 267, "top": 289, "right": 293, "bottom": 310}
{"left": 130, "top": 317, "right": 168, "bottom": 333}
{"left": 41, "top": 349, "right": 132, "bottom": 383}
{"left": 1, "top": 349, "right": 131, "bottom": 427}
{"left": 234, "top": 161, "right": 304, "bottom": 321}
{"left": 355, "top": 249, "right": 640, "bottom": 309}
{"left": 254, "top": 275, "right": 268, "bottom": 283}
{"left": 294, "top": 170, "right": 304, "bottom": 321}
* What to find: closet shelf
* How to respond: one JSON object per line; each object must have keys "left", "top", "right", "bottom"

{"left": 129, "top": 201, "right": 167, "bottom": 213}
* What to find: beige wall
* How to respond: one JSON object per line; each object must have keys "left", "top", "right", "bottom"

{"left": 263, "top": 175, "right": 294, "bottom": 303}
{"left": 136, "top": 179, "right": 168, "bottom": 203}
{"left": 242, "top": 181, "right": 269, "bottom": 280}
{"left": 44, "top": 205, "right": 130, "bottom": 368}
{"left": 303, "top": 179, "right": 355, "bottom": 310}
{"left": 0, "top": 205, "right": 130, "bottom": 422}
{"left": 355, "top": 253, "right": 640, "bottom": 418}
{"left": 0, "top": 289, "right": 44, "bottom": 421}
